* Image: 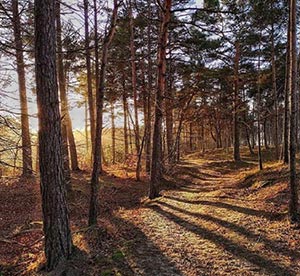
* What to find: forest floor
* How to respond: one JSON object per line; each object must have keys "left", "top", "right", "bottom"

{"left": 1, "top": 148, "right": 300, "bottom": 275}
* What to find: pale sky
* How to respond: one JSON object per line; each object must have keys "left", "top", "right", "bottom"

{"left": 0, "top": 0, "right": 204, "bottom": 131}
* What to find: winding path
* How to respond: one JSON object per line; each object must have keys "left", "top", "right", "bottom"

{"left": 118, "top": 158, "right": 299, "bottom": 276}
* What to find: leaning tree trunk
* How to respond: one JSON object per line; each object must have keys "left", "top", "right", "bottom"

{"left": 34, "top": 0, "right": 73, "bottom": 270}
{"left": 89, "top": 1, "right": 118, "bottom": 226}
{"left": 12, "top": 0, "right": 33, "bottom": 177}
{"left": 288, "top": 0, "right": 299, "bottom": 224}
{"left": 149, "top": 0, "right": 172, "bottom": 199}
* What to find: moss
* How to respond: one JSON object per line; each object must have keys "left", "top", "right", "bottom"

{"left": 100, "top": 269, "right": 113, "bottom": 276}
{"left": 112, "top": 250, "right": 125, "bottom": 261}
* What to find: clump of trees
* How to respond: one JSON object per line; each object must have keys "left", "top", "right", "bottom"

{"left": 0, "top": 0, "right": 299, "bottom": 270}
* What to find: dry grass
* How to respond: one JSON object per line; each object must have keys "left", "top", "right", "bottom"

{"left": 1, "top": 147, "right": 300, "bottom": 275}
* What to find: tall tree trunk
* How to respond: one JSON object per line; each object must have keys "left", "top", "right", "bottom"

{"left": 66, "top": 115, "right": 79, "bottom": 171}
{"left": 288, "top": 0, "right": 299, "bottom": 223}
{"left": 263, "top": 119, "right": 269, "bottom": 150}
{"left": 271, "top": 24, "right": 279, "bottom": 160}
{"left": 128, "top": 108, "right": 133, "bottom": 154}
{"left": 12, "top": 0, "right": 33, "bottom": 176}
{"left": 165, "top": 45, "right": 174, "bottom": 162}
{"left": 233, "top": 41, "right": 241, "bottom": 161}
{"left": 85, "top": 97, "right": 89, "bottom": 156}
{"left": 140, "top": 56, "right": 147, "bottom": 178}
{"left": 64, "top": 55, "right": 79, "bottom": 171}
{"left": 149, "top": 0, "right": 172, "bottom": 199}
{"left": 56, "top": 2, "right": 72, "bottom": 190}
{"left": 202, "top": 122, "right": 205, "bottom": 153}
{"left": 84, "top": 0, "right": 96, "bottom": 158}
{"left": 145, "top": 1, "right": 153, "bottom": 173}
{"left": 245, "top": 125, "right": 254, "bottom": 155}
{"left": 145, "top": 1, "right": 152, "bottom": 173}
{"left": 128, "top": 0, "right": 140, "bottom": 156}
{"left": 189, "top": 123, "right": 193, "bottom": 151}
{"left": 34, "top": 0, "right": 73, "bottom": 270}
{"left": 128, "top": 0, "right": 141, "bottom": 180}
{"left": 282, "top": 10, "right": 291, "bottom": 164}
{"left": 93, "top": 0, "right": 101, "bottom": 170}
{"left": 122, "top": 73, "right": 129, "bottom": 159}
{"left": 110, "top": 101, "right": 116, "bottom": 164}
{"left": 89, "top": 1, "right": 118, "bottom": 226}
{"left": 257, "top": 38, "right": 263, "bottom": 171}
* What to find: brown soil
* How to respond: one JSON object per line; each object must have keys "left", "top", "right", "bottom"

{"left": 1, "top": 150, "right": 300, "bottom": 275}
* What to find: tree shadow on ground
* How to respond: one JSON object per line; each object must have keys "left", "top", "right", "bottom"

{"left": 163, "top": 195, "right": 285, "bottom": 221}
{"left": 107, "top": 215, "right": 184, "bottom": 276}
{"left": 173, "top": 164, "right": 221, "bottom": 179}
{"left": 235, "top": 165, "right": 288, "bottom": 189}
{"left": 156, "top": 201, "right": 300, "bottom": 260}
{"left": 148, "top": 204, "right": 295, "bottom": 276}
{"left": 161, "top": 176, "right": 220, "bottom": 194}
{"left": 201, "top": 160, "right": 256, "bottom": 175}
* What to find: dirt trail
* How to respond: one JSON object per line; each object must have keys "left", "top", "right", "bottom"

{"left": 117, "top": 158, "right": 300, "bottom": 276}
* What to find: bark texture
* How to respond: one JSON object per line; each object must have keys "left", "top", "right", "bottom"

{"left": 34, "top": 0, "right": 73, "bottom": 270}
{"left": 89, "top": 0, "right": 118, "bottom": 226}
{"left": 149, "top": 0, "right": 172, "bottom": 199}
{"left": 233, "top": 41, "right": 241, "bottom": 161}
{"left": 288, "top": 0, "right": 299, "bottom": 223}
{"left": 12, "top": 0, "right": 33, "bottom": 176}
{"left": 84, "top": 0, "right": 96, "bottom": 157}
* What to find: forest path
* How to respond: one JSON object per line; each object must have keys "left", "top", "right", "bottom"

{"left": 117, "top": 157, "right": 299, "bottom": 276}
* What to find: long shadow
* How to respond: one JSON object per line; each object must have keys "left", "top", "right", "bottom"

{"left": 149, "top": 204, "right": 294, "bottom": 276}
{"left": 157, "top": 201, "right": 300, "bottom": 259}
{"left": 182, "top": 171, "right": 221, "bottom": 182}
{"left": 109, "top": 215, "right": 184, "bottom": 276}
{"left": 164, "top": 176, "right": 222, "bottom": 194}
{"left": 200, "top": 160, "right": 256, "bottom": 174}
{"left": 164, "top": 196, "right": 284, "bottom": 221}
{"left": 185, "top": 168, "right": 224, "bottom": 180}
{"left": 176, "top": 187, "right": 215, "bottom": 194}
{"left": 174, "top": 167, "right": 221, "bottom": 180}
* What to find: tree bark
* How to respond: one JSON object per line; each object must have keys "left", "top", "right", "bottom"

{"left": 88, "top": 1, "right": 118, "bottom": 226}
{"left": 145, "top": 1, "right": 152, "bottom": 173}
{"left": 93, "top": 0, "right": 101, "bottom": 170}
{"left": 110, "top": 101, "right": 116, "bottom": 164}
{"left": 84, "top": 0, "right": 96, "bottom": 158}
{"left": 149, "top": 0, "right": 172, "bottom": 199}
{"left": 34, "top": 0, "right": 73, "bottom": 270}
{"left": 12, "top": 0, "right": 33, "bottom": 177}
{"left": 263, "top": 119, "right": 269, "bottom": 150}
{"left": 282, "top": 9, "right": 291, "bottom": 164}
{"left": 56, "top": 2, "right": 72, "bottom": 190}
{"left": 122, "top": 72, "right": 129, "bottom": 159}
{"left": 233, "top": 41, "right": 241, "bottom": 161}
{"left": 288, "top": 0, "right": 299, "bottom": 223}
{"left": 271, "top": 24, "right": 279, "bottom": 160}
{"left": 165, "top": 44, "right": 174, "bottom": 162}
{"left": 257, "top": 38, "right": 263, "bottom": 171}
{"left": 128, "top": 1, "right": 140, "bottom": 154}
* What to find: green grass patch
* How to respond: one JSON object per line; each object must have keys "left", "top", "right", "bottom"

{"left": 112, "top": 250, "right": 125, "bottom": 261}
